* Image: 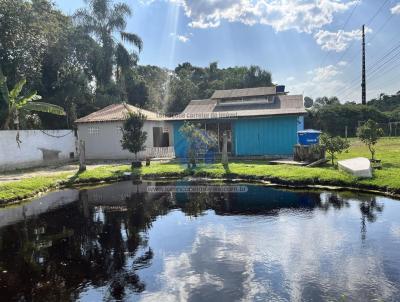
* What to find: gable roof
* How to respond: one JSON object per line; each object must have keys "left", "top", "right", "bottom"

{"left": 211, "top": 86, "right": 277, "bottom": 99}
{"left": 171, "top": 94, "right": 305, "bottom": 120}
{"left": 75, "top": 103, "right": 161, "bottom": 123}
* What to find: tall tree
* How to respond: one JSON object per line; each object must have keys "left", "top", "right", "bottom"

{"left": 0, "top": 0, "right": 69, "bottom": 87}
{"left": 74, "top": 0, "right": 143, "bottom": 89}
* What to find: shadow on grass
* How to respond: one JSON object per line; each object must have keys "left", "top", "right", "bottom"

{"left": 64, "top": 169, "right": 85, "bottom": 186}
{"left": 223, "top": 163, "right": 232, "bottom": 175}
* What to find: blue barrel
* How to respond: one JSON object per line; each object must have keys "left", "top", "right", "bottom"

{"left": 297, "top": 130, "right": 321, "bottom": 145}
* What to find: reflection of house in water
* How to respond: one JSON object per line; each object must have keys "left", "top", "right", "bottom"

{"left": 79, "top": 181, "right": 173, "bottom": 217}
{"left": 173, "top": 180, "right": 322, "bottom": 216}
{"left": 0, "top": 189, "right": 79, "bottom": 228}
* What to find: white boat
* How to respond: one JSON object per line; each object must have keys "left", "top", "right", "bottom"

{"left": 338, "top": 157, "right": 372, "bottom": 178}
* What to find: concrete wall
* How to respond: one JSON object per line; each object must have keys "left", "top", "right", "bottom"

{"left": 77, "top": 120, "right": 174, "bottom": 160}
{"left": 0, "top": 130, "right": 76, "bottom": 172}
{"left": 0, "top": 189, "right": 79, "bottom": 228}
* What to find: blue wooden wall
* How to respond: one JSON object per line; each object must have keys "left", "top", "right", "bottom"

{"left": 234, "top": 116, "right": 299, "bottom": 156}
{"left": 173, "top": 115, "right": 302, "bottom": 157}
{"left": 173, "top": 121, "right": 187, "bottom": 158}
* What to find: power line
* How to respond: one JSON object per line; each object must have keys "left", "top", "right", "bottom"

{"left": 317, "top": 0, "right": 361, "bottom": 68}
{"left": 334, "top": 0, "right": 389, "bottom": 67}
{"left": 368, "top": 61, "right": 400, "bottom": 91}
{"left": 339, "top": 39, "right": 400, "bottom": 98}
{"left": 341, "top": 53, "right": 400, "bottom": 100}
{"left": 342, "top": 12, "right": 394, "bottom": 69}
{"left": 366, "top": 0, "right": 390, "bottom": 26}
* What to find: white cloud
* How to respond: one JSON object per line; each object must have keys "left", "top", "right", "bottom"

{"left": 286, "top": 76, "right": 295, "bottom": 82}
{"left": 314, "top": 27, "right": 372, "bottom": 52}
{"left": 309, "top": 64, "right": 341, "bottom": 81}
{"left": 167, "top": 0, "right": 357, "bottom": 33}
{"left": 391, "top": 3, "right": 400, "bottom": 14}
{"left": 170, "top": 32, "right": 192, "bottom": 43}
{"left": 289, "top": 62, "right": 348, "bottom": 97}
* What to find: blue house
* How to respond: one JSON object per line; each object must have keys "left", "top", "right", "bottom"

{"left": 171, "top": 86, "right": 306, "bottom": 158}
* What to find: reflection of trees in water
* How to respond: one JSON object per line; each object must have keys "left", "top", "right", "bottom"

{"left": 0, "top": 190, "right": 172, "bottom": 301}
{"left": 359, "top": 197, "right": 384, "bottom": 241}
{"left": 317, "top": 193, "right": 351, "bottom": 211}
{"left": 0, "top": 182, "right": 388, "bottom": 300}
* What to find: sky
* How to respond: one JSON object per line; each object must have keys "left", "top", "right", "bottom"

{"left": 54, "top": 0, "right": 400, "bottom": 102}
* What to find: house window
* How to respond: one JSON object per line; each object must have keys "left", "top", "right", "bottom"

{"left": 153, "top": 127, "right": 170, "bottom": 147}
{"left": 88, "top": 127, "right": 99, "bottom": 135}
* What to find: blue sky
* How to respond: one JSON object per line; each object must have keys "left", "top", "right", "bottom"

{"left": 55, "top": 0, "right": 400, "bottom": 102}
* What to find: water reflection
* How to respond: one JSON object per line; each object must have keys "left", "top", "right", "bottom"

{"left": 0, "top": 181, "right": 397, "bottom": 301}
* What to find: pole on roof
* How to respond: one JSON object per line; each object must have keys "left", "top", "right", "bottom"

{"left": 361, "top": 25, "right": 366, "bottom": 105}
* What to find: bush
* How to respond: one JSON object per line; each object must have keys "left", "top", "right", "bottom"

{"left": 357, "top": 119, "right": 384, "bottom": 160}
{"left": 319, "top": 133, "right": 350, "bottom": 165}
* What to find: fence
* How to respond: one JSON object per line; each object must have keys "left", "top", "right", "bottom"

{"left": 137, "top": 146, "right": 175, "bottom": 159}
{"left": 310, "top": 122, "right": 400, "bottom": 138}
{"left": 0, "top": 130, "right": 77, "bottom": 172}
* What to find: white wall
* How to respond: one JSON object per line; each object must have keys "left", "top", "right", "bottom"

{"left": 0, "top": 189, "right": 79, "bottom": 227}
{"left": 0, "top": 130, "right": 76, "bottom": 172}
{"left": 77, "top": 121, "right": 174, "bottom": 160}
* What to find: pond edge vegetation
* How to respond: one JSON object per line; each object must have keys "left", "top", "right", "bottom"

{"left": 1, "top": 162, "right": 400, "bottom": 206}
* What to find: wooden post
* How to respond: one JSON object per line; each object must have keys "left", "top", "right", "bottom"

{"left": 221, "top": 132, "right": 228, "bottom": 166}
{"left": 345, "top": 126, "right": 348, "bottom": 139}
{"left": 79, "top": 140, "right": 86, "bottom": 172}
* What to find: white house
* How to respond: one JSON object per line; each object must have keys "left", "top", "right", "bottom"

{"left": 75, "top": 103, "right": 174, "bottom": 160}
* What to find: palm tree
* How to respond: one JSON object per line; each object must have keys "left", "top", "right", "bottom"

{"left": 0, "top": 69, "right": 65, "bottom": 144}
{"left": 74, "top": 0, "right": 143, "bottom": 88}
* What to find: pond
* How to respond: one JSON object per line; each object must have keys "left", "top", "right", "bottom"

{"left": 0, "top": 181, "right": 400, "bottom": 301}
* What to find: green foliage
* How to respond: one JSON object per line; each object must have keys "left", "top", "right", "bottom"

{"left": 74, "top": 0, "right": 142, "bottom": 88}
{"left": 304, "top": 96, "right": 313, "bottom": 108}
{"left": 314, "top": 96, "right": 340, "bottom": 108}
{"left": 0, "top": 69, "right": 65, "bottom": 130}
{"left": 179, "top": 122, "right": 217, "bottom": 167}
{"left": 167, "top": 62, "right": 273, "bottom": 113}
{"left": 0, "top": 67, "right": 10, "bottom": 128}
{"left": 0, "top": 0, "right": 68, "bottom": 86}
{"left": 319, "top": 133, "right": 350, "bottom": 165}
{"left": 357, "top": 119, "right": 384, "bottom": 160}
{"left": 306, "top": 103, "right": 388, "bottom": 136}
{"left": 135, "top": 65, "right": 170, "bottom": 111}
{"left": 120, "top": 110, "right": 147, "bottom": 158}
{"left": 368, "top": 93, "right": 400, "bottom": 113}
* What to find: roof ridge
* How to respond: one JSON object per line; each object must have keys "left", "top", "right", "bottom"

{"left": 75, "top": 102, "right": 161, "bottom": 123}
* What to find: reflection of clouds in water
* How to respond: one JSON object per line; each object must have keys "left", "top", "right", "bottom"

{"left": 391, "top": 224, "right": 400, "bottom": 238}
{"left": 140, "top": 224, "right": 265, "bottom": 301}
{"left": 141, "top": 213, "right": 398, "bottom": 301}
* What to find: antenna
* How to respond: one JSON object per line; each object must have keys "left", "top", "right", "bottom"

{"left": 361, "top": 24, "right": 366, "bottom": 105}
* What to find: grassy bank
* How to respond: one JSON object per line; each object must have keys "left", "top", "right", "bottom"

{"left": 1, "top": 138, "right": 399, "bottom": 204}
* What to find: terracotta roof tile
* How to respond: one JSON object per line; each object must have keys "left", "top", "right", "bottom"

{"left": 75, "top": 103, "right": 161, "bottom": 123}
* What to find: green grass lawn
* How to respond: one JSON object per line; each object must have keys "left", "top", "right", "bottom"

{"left": 1, "top": 137, "right": 399, "bottom": 204}
{"left": 0, "top": 174, "right": 70, "bottom": 203}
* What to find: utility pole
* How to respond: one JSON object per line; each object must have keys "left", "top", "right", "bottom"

{"left": 361, "top": 24, "right": 366, "bottom": 105}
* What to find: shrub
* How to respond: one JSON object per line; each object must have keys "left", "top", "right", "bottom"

{"left": 357, "top": 119, "right": 384, "bottom": 160}
{"left": 319, "top": 133, "right": 350, "bottom": 165}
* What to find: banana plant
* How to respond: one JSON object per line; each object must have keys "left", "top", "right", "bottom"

{"left": 0, "top": 69, "right": 66, "bottom": 145}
